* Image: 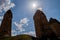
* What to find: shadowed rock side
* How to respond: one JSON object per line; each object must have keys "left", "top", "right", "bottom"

{"left": 49, "top": 18, "right": 60, "bottom": 24}
{"left": 33, "top": 10, "right": 48, "bottom": 38}
{"left": 49, "top": 18, "right": 60, "bottom": 37}
{"left": 0, "top": 10, "right": 13, "bottom": 37}
{"left": 33, "top": 10, "right": 60, "bottom": 40}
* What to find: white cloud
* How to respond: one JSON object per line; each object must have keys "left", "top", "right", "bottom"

{"left": 12, "top": 33, "right": 17, "bottom": 36}
{"left": 14, "top": 22, "right": 25, "bottom": 32}
{"left": 23, "top": 31, "right": 36, "bottom": 37}
{"left": 0, "top": 16, "right": 3, "bottom": 19}
{"left": 12, "top": 30, "right": 16, "bottom": 33}
{"left": 11, "top": 30, "right": 17, "bottom": 36}
{"left": 20, "top": 18, "right": 29, "bottom": 25}
{"left": 0, "top": 0, "right": 15, "bottom": 12}
{"left": 14, "top": 18, "right": 29, "bottom": 32}
{"left": 37, "top": 7, "right": 42, "bottom": 11}
{"left": 0, "top": 21, "right": 1, "bottom": 25}
{"left": 0, "top": 16, "right": 3, "bottom": 25}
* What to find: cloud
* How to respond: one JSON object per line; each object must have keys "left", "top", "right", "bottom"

{"left": 23, "top": 31, "right": 36, "bottom": 37}
{"left": 14, "top": 18, "right": 29, "bottom": 32}
{"left": 12, "top": 30, "right": 16, "bottom": 33}
{"left": 0, "top": 16, "right": 3, "bottom": 19}
{"left": 11, "top": 30, "right": 17, "bottom": 36}
{"left": 0, "top": 0, "right": 15, "bottom": 12}
{"left": 14, "top": 22, "right": 25, "bottom": 32}
{"left": 0, "top": 21, "right": 1, "bottom": 25}
{"left": 12, "top": 33, "right": 16, "bottom": 36}
{"left": 37, "top": 7, "right": 42, "bottom": 11}
{"left": 11, "top": 30, "right": 36, "bottom": 37}
{"left": 20, "top": 18, "right": 29, "bottom": 25}
{"left": 0, "top": 16, "right": 3, "bottom": 25}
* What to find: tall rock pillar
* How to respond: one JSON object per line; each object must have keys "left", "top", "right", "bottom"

{"left": 33, "top": 10, "right": 48, "bottom": 38}
{"left": 1, "top": 10, "right": 13, "bottom": 36}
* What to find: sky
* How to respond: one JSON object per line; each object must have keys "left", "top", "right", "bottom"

{"left": 0, "top": 0, "right": 60, "bottom": 37}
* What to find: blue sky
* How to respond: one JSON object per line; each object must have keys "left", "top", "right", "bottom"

{"left": 0, "top": 0, "right": 60, "bottom": 37}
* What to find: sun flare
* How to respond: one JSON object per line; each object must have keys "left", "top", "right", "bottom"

{"left": 32, "top": 3, "right": 37, "bottom": 9}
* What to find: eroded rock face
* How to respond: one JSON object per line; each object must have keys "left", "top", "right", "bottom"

{"left": 49, "top": 18, "right": 60, "bottom": 37}
{"left": 33, "top": 10, "right": 60, "bottom": 39}
{"left": 0, "top": 10, "right": 12, "bottom": 37}
{"left": 49, "top": 18, "right": 60, "bottom": 24}
{"left": 33, "top": 10, "right": 48, "bottom": 38}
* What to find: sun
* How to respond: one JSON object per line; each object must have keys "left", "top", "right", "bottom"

{"left": 32, "top": 3, "right": 37, "bottom": 9}
{"left": 33, "top": 3, "right": 36, "bottom": 8}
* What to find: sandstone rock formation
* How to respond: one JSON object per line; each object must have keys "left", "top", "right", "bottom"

{"left": 49, "top": 18, "right": 60, "bottom": 37}
{"left": 0, "top": 10, "right": 12, "bottom": 37}
{"left": 33, "top": 10, "right": 48, "bottom": 38}
{"left": 0, "top": 9, "right": 60, "bottom": 40}
{"left": 33, "top": 10, "right": 60, "bottom": 39}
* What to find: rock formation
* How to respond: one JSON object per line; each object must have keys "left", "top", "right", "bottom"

{"left": 49, "top": 18, "right": 60, "bottom": 37}
{"left": 49, "top": 18, "right": 60, "bottom": 24}
{"left": 33, "top": 10, "right": 60, "bottom": 39}
{"left": 33, "top": 10, "right": 48, "bottom": 38}
{"left": 0, "top": 10, "right": 13, "bottom": 37}
{"left": 0, "top": 9, "right": 60, "bottom": 40}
